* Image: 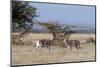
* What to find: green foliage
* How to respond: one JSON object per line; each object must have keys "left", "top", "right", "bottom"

{"left": 37, "top": 22, "right": 58, "bottom": 33}
{"left": 12, "top": 1, "right": 38, "bottom": 31}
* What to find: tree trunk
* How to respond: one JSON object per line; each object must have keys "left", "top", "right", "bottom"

{"left": 52, "top": 32, "right": 57, "bottom": 40}
{"left": 13, "top": 30, "right": 30, "bottom": 45}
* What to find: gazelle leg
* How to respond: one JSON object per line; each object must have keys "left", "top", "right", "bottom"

{"left": 79, "top": 45, "right": 82, "bottom": 49}
{"left": 71, "top": 46, "right": 72, "bottom": 51}
{"left": 48, "top": 46, "right": 51, "bottom": 52}
{"left": 76, "top": 46, "right": 79, "bottom": 50}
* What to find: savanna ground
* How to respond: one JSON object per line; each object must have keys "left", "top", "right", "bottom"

{"left": 11, "top": 33, "right": 96, "bottom": 66}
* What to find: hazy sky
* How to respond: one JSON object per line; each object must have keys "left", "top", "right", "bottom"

{"left": 30, "top": 2, "right": 95, "bottom": 27}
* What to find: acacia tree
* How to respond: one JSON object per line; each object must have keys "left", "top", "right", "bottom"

{"left": 37, "top": 21, "right": 76, "bottom": 47}
{"left": 12, "top": 1, "right": 38, "bottom": 44}
{"left": 37, "top": 21, "right": 61, "bottom": 40}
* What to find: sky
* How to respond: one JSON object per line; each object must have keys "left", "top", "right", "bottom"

{"left": 29, "top": 2, "right": 96, "bottom": 27}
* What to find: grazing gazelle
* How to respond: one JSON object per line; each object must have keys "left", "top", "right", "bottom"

{"left": 64, "top": 38, "right": 81, "bottom": 50}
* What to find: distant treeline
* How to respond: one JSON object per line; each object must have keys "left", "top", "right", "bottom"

{"left": 12, "top": 28, "right": 95, "bottom": 34}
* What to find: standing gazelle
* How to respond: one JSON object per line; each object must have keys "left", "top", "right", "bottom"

{"left": 63, "top": 38, "right": 81, "bottom": 50}
{"left": 67, "top": 40, "right": 81, "bottom": 50}
{"left": 40, "top": 39, "right": 52, "bottom": 51}
{"left": 32, "top": 39, "right": 52, "bottom": 52}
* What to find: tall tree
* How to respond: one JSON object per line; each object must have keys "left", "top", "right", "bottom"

{"left": 12, "top": 1, "right": 37, "bottom": 30}
{"left": 12, "top": 1, "right": 38, "bottom": 37}
{"left": 12, "top": 1, "right": 38, "bottom": 45}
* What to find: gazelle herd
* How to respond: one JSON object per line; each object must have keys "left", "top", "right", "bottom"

{"left": 33, "top": 38, "right": 82, "bottom": 51}
{"left": 33, "top": 37, "right": 95, "bottom": 51}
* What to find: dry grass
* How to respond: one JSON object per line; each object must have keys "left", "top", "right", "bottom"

{"left": 11, "top": 33, "right": 96, "bottom": 66}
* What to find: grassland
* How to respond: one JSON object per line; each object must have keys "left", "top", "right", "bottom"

{"left": 12, "top": 33, "right": 96, "bottom": 66}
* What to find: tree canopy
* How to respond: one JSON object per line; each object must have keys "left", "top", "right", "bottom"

{"left": 12, "top": 1, "right": 38, "bottom": 31}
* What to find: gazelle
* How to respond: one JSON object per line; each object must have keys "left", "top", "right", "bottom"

{"left": 63, "top": 38, "right": 81, "bottom": 50}
{"left": 32, "top": 39, "right": 52, "bottom": 51}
